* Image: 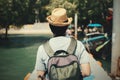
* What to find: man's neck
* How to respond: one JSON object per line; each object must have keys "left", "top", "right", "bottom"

{"left": 54, "top": 34, "right": 66, "bottom": 37}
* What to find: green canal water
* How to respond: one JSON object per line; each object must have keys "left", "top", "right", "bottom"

{"left": 0, "top": 34, "right": 52, "bottom": 80}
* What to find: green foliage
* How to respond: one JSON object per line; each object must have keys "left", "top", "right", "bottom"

{"left": 77, "top": 0, "right": 113, "bottom": 25}
{"left": 45, "top": 0, "right": 79, "bottom": 17}
{"left": 45, "top": 0, "right": 113, "bottom": 25}
{"left": 0, "top": 0, "right": 38, "bottom": 27}
{"left": 0, "top": 0, "right": 113, "bottom": 27}
{"left": 0, "top": 0, "right": 12, "bottom": 26}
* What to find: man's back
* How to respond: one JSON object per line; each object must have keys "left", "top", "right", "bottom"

{"left": 34, "top": 36, "right": 90, "bottom": 79}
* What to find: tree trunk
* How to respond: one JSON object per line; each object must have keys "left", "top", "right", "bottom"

{"left": 5, "top": 25, "right": 8, "bottom": 39}
{"left": 111, "top": 0, "right": 120, "bottom": 78}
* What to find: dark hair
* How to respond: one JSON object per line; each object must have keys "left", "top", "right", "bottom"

{"left": 49, "top": 24, "right": 68, "bottom": 37}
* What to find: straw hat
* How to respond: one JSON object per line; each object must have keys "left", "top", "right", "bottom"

{"left": 46, "top": 8, "right": 72, "bottom": 27}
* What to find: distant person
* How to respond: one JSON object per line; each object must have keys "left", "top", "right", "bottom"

{"left": 84, "top": 27, "right": 89, "bottom": 35}
{"left": 28, "top": 8, "right": 90, "bottom": 80}
{"left": 105, "top": 8, "right": 113, "bottom": 38}
{"left": 66, "top": 28, "right": 73, "bottom": 37}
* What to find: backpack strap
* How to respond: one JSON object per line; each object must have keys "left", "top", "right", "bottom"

{"left": 43, "top": 37, "right": 77, "bottom": 57}
{"left": 67, "top": 37, "right": 77, "bottom": 55}
{"left": 43, "top": 41, "right": 54, "bottom": 57}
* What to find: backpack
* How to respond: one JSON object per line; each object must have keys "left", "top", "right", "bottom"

{"left": 43, "top": 37, "right": 83, "bottom": 80}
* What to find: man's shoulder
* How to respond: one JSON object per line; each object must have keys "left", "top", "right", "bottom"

{"left": 76, "top": 40, "right": 83, "bottom": 45}
{"left": 38, "top": 44, "right": 44, "bottom": 50}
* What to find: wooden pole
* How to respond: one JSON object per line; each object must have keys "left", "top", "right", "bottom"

{"left": 74, "top": 13, "right": 78, "bottom": 39}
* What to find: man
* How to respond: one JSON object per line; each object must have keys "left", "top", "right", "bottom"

{"left": 29, "top": 8, "right": 90, "bottom": 80}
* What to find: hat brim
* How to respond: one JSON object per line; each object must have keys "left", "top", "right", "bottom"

{"left": 46, "top": 16, "right": 72, "bottom": 27}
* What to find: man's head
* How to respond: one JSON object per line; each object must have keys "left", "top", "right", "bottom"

{"left": 46, "top": 8, "right": 73, "bottom": 36}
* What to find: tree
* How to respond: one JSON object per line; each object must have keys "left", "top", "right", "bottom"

{"left": 12, "top": 0, "right": 37, "bottom": 25}
{"left": 0, "top": 0, "right": 13, "bottom": 39}
{"left": 111, "top": 0, "right": 120, "bottom": 77}
{"left": 39, "top": 0, "right": 50, "bottom": 22}
{"left": 0, "top": 0, "right": 37, "bottom": 39}
{"left": 78, "top": 0, "right": 113, "bottom": 26}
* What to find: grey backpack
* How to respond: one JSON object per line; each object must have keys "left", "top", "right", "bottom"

{"left": 44, "top": 37, "right": 83, "bottom": 80}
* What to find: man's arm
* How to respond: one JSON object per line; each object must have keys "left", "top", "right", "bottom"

{"left": 35, "top": 46, "right": 46, "bottom": 80}
{"left": 77, "top": 41, "right": 91, "bottom": 77}
{"left": 80, "top": 63, "right": 91, "bottom": 77}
